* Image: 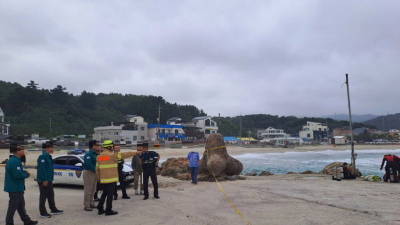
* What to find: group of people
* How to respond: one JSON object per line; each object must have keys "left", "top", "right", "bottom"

{"left": 4, "top": 141, "right": 64, "bottom": 225}
{"left": 84, "top": 140, "right": 160, "bottom": 215}
{"left": 4, "top": 140, "right": 161, "bottom": 225}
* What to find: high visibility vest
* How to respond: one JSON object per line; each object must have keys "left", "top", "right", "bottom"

{"left": 96, "top": 149, "right": 137, "bottom": 184}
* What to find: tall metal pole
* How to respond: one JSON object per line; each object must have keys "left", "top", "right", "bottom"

{"left": 157, "top": 104, "right": 162, "bottom": 141}
{"left": 346, "top": 74, "right": 356, "bottom": 175}
{"left": 239, "top": 114, "right": 242, "bottom": 139}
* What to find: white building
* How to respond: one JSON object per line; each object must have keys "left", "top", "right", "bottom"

{"left": 299, "top": 121, "right": 328, "bottom": 140}
{"left": 192, "top": 116, "right": 218, "bottom": 138}
{"left": 257, "top": 127, "right": 288, "bottom": 140}
{"left": 0, "top": 107, "right": 10, "bottom": 135}
{"left": 93, "top": 115, "right": 148, "bottom": 144}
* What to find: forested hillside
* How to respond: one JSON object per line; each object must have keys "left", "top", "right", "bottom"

{"left": 0, "top": 80, "right": 376, "bottom": 138}
{"left": 364, "top": 113, "right": 400, "bottom": 131}
{"left": 0, "top": 80, "right": 206, "bottom": 136}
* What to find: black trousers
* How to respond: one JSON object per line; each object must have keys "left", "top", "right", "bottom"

{"left": 97, "top": 182, "right": 116, "bottom": 212}
{"left": 143, "top": 167, "right": 158, "bottom": 197}
{"left": 114, "top": 169, "right": 127, "bottom": 197}
{"left": 6, "top": 192, "right": 31, "bottom": 224}
{"left": 38, "top": 181, "right": 57, "bottom": 214}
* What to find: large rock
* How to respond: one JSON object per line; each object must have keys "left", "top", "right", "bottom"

{"left": 198, "top": 133, "right": 243, "bottom": 180}
{"left": 160, "top": 134, "right": 244, "bottom": 182}
{"left": 321, "top": 162, "right": 362, "bottom": 177}
{"left": 320, "top": 162, "right": 343, "bottom": 175}
{"left": 259, "top": 171, "right": 274, "bottom": 176}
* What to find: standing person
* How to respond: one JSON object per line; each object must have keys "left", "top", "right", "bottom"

{"left": 187, "top": 151, "right": 200, "bottom": 184}
{"left": 96, "top": 140, "right": 137, "bottom": 216}
{"left": 380, "top": 154, "right": 400, "bottom": 182}
{"left": 36, "top": 141, "right": 63, "bottom": 218}
{"left": 93, "top": 148, "right": 102, "bottom": 202}
{"left": 139, "top": 142, "right": 160, "bottom": 200}
{"left": 20, "top": 154, "right": 26, "bottom": 167}
{"left": 113, "top": 142, "right": 130, "bottom": 200}
{"left": 4, "top": 144, "right": 38, "bottom": 225}
{"left": 83, "top": 140, "right": 101, "bottom": 211}
{"left": 131, "top": 143, "right": 144, "bottom": 195}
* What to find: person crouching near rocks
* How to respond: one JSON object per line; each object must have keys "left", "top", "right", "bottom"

{"left": 342, "top": 163, "right": 356, "bottom": 179}
{"left": 4, "top": 144, "right": 38, "bottom": 225}
{"left": 187, "top": 151, "right": 200, "bottom": 184}
{"left": 380, "top": 154, "right": 400, "bottom": 182}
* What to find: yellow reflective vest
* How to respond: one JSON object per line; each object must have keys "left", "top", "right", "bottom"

{"left": 96, "top": 149, "right": 137, "bottom": 184}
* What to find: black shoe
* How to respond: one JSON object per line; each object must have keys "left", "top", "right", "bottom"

{"left": 154, "top": 196, "right": 160, "bottom": 199}
{"left": 98, "top": 209, "right": 105, "bottom": 215}
{"left": 51, "top": 209, "right": 64, "bottom": 215}
{"left": 40, "top": 213, "right": 52, "bottom": 218}
{"left": 105, "top": 210, "right": 118, "bottom": 216}
{"left": 194, "top": 182, "right": 197, "bottom": 184}
{"left": 114, "top": 195, "right": 118, "bottom": 200}
{"left": 94, "top": 198, "right": 100, "bottom": 202}
{"left": 122, "top": 195, "right": 130, "bottom": 199}
{"left": 143, "top": 196, "right": 149, "bottom": 200}
{"left": 24, "top": 221, "right": 38, "bottom": 225}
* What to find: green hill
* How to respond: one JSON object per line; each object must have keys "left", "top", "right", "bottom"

{"left": 0, "top": 80, "right": 375, "bottom": 138}
{"left": 0, "top": 80, "right": 206, "bottom": 136}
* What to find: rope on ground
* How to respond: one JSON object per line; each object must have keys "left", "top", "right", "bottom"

{"left": 206, "top": 146, "right": 251, "bottom": 225}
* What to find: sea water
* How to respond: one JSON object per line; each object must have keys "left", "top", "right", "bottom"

{"left": 233, "top": 149, "right": 400, "bottom": 176}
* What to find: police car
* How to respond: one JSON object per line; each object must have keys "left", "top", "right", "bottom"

{"left": 50, "top": 155, "right": 134, "bottom": 186}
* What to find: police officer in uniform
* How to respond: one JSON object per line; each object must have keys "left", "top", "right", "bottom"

{"left": 139, "top": 142, "right": 160, "bottom": 200}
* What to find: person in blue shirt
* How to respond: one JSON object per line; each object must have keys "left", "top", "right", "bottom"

{"left": 187, "top": 151, "right": 200, "bottom": 184}
{"left": 36, "top": 141, "right": 63, "bottom": 218}
{"left": 4, "top": 144, "right": 38, "bottom": 225}
{"left": 83, "top": 140, "right": 101, "bottom": 211}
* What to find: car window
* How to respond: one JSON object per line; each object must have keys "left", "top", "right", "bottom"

{"left": 53, "top": 157, "right": 68, "bottom": 165}
{"left": 68, "top": 157, "right": 81, "bottom": 166}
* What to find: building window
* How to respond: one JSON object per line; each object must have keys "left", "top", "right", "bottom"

{"left": 114, "top": 132, "right": 118, "bottom": 135}
{"left": 141, "top": 126, "right": 144, "bottom": 131}
{"left": 307, "top": 134, "right": 310, "bottom": 137}
{"left": 205, "top": 119, "right": 211, "bottom": 127}
{"left": 141, "top": 136, "right": 145, "bottom": 140}
{"left": 133, "top": 136, "right": 137, "bottom": 141}
{"left": 205, "top": 130, "right": 210, "bottom": 134}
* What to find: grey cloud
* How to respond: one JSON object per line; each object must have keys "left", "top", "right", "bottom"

{"left": 1, "top": 0, "right": 400, "bottom": 118}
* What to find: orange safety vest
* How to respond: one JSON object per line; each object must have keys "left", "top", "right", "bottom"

{"left": 96, "top": 149, "right": 137, "bottom": 184}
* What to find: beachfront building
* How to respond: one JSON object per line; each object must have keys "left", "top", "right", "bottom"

{"left": 93, "top": 115, "right": 148, "bottom": 143}
{"left": 258, "top": 127, "right": 289, "bottom": 140}
{"left": 167, "top": 117, "right": 204, "bottom": 140}
{"left": 330, "top": 136, "right": 346, "bottom": 144}
{"left": 147, "top": 124, "right": 185, "bottom": 141}
{"left": 299, "top": 121, "right": 328, "bottom": 141}
{"left": 192, "top": 116, "right": 218, "bottom": 138}
{"left": 0, "top": 107, "right": 10, "bottom": 135}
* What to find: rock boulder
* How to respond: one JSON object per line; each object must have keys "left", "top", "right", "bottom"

{"left": 259, "top": 171, "right": 274, "bottom": 176}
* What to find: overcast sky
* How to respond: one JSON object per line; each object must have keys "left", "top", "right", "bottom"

{"left": 1, "top": 1, "right": 399, "bottom": 117}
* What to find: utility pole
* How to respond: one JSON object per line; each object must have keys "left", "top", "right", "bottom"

{"left": 157, "top": 104, "right": 162, "bottom": 141}
{"left": 345, "top": 74, "right": 356, "bottom": 175}
{"left": 239, "top": 113, "right": 242, "bottom": 139}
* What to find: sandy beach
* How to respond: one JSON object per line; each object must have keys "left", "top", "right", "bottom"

{"left": 1, "top": 144, "right": 400, "bottom": 224}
